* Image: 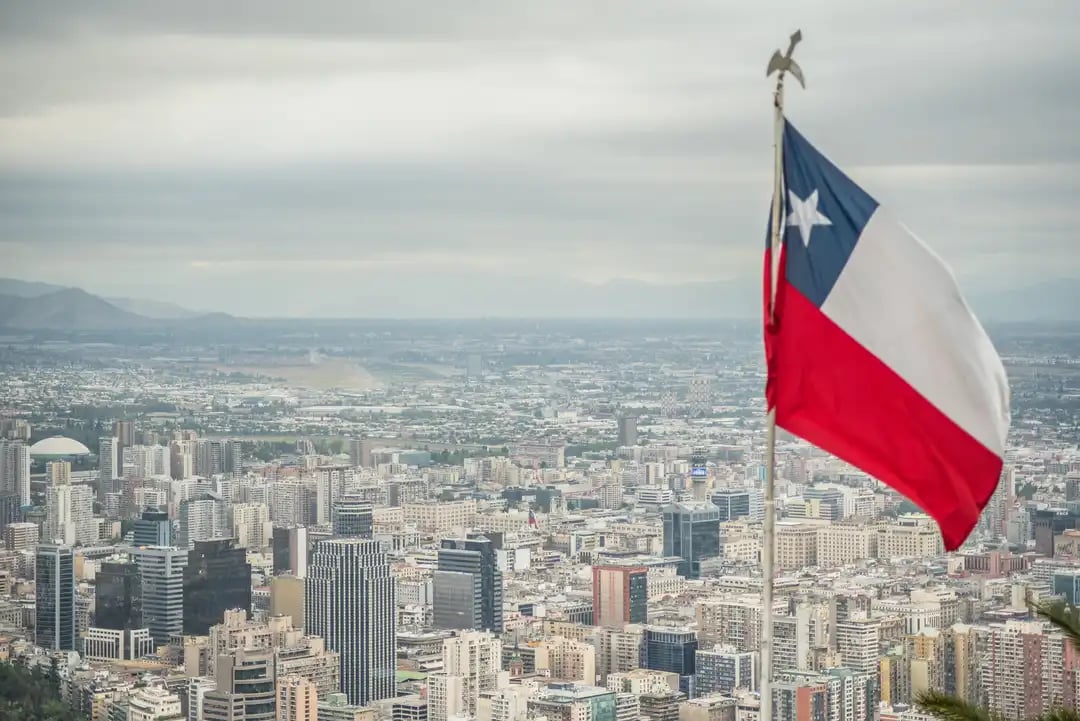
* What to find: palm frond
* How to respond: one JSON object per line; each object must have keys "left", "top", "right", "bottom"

{"left": 915, "top": 691, "right": 995, "bottom": 721}
{"left": 1032, "top": 599, "right": 1080, "bottom": 649}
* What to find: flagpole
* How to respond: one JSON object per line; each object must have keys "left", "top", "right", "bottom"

{"left": 762, "top": 29, "right": 803, "bottom": 721}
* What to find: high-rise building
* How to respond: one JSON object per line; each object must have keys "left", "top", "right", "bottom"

{"left": 134, "top": 508, "right": 175, "bottom": 546}
{"left": 99, "top": 436, "right": 120, "bottom": 497}
{"left": 47, "top": 460, "right": 71, "bottom": 485}
{"left": 0, "top": 439, "right": 31, "bottom": 507}
{"left": 278, "top": 675, "right": 318, "bottom": 721}
{"left": 835, "top": 618, "right": 881, "bottom": 676}
{"left": 131, "top": 545, "right": 188, "bottom": 645}
{"left": 114, "top": 420, "right": 137, "bottom": 448}
{"left": 695, "top": 646, "right": 755, "bottom": 697}
{"left": 617, "top": 417, "right": 638, "bottom": 447}
{"left": 662, "top": 502, "right": 720, "bottom": 579}
{"left": 204, "top": 647, "right": 277, "bottom": 721}
{"left": 44, "top": 475, "right": 95, "bottom": 546}
{"left": 430, "top": 631, "right": 504, "bottom": 721}
{"left": 528, "top": 683, "right": 617, "bottom": 721}
{"left": 183, "top": 538, "right": 252, "bottom": 635}
{"left": 306, "top": 539, "right": 396, "bottom": 706}
{"left": 36, "top": 543, "right": 75, "bottom": 650}
{"left": 331, "top": 496, "right": 373, "bottom": 539}
{"left": 710, "top": 490, "right": 752, "bottom": 522}
{"left": 984, "top": 620, "right": 1069, "bottom": 718}
{"left": 433, "top": 534, "right": 503, "bottom": 633}
{"left": 179, "top": 493, "right": 228, "bottom": 549}
{"left": 96, "top": 560, "right": 142, "bottom": 629}
{"left": 233, "top": 502, "right": 273, "bottom": 550}
{"left": 592, "top": 565, "right": 648, "bottom": 627}
{"left": 643, "top": 627, "right": 697, "bottom": 697}
{"left": 5, "top": 521, "right": 38, "bottom": 551}
{"left": 346, "top": 439, "right": 374, "bottom": 469}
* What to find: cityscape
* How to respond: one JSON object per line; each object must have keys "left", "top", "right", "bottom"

{"left": 3, "top": 2, "right": 1078, "bottom": 721}
{"left": 0, "top": 317, "right": 1077, "bottom": 721}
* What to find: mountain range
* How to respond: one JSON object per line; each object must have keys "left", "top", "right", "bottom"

{"left": 0, "top": 275, "right": 1077, "bottom": 329}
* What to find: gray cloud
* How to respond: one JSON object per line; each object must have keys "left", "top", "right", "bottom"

{"left": 0, "top": 0, "right": 1076, "bottom": 316}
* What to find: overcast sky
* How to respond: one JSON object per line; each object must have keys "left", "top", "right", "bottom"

{"left": 1, "top": 1, "right": 1076, "bottom": 317}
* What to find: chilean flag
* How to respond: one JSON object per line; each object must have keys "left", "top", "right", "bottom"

{"left": 764, "top": 122, "right": 1011, "bottom": 551}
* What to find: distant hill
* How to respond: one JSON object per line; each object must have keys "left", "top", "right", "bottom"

{"left": 0, "top": 277, "right": 200, "bottom": 320}
{"left": 0, "top": 288, "right": 153, "bottom": 330}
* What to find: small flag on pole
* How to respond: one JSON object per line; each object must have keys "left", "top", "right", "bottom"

{"left": 764, "top": 122, "right": 1011, "bottom": 551}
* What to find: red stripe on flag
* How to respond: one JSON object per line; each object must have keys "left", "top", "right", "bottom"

{"left": 765, "top": 283, "right": 1001, "bottom": 550}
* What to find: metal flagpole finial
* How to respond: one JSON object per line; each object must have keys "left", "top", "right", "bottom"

{"left": 766, "top": 30, "right": 805, "bottom": 91}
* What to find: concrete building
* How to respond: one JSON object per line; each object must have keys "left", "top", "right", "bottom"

{"left": 277, "top": 675, "right": 318, "bottom": 721}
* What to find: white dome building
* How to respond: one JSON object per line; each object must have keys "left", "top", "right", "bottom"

{"left": 28, "top": 436, "right": 92, "bottom": 458}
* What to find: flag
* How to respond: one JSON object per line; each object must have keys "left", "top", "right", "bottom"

{"left": 764, "top": 122, "right": 1010, "bottom": 550}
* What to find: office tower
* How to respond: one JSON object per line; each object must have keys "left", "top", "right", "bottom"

{"left": 346, "top": 439, "right": 374, "bottom": 469}
{"left": 592, "top": 565, "right": 648, "bottom": 627}
{"left": 695, "top": 646, "right": 756, "bottom": 697}
{"left": 131, "top": 545, "right": 188, "bottom": 645}
{"left": 204, "top": 647, "right": 277, "bottom": 721}
{"left": 617, "top": 417, "right": 638, "bottom": 446}
{"left": 0, "top": 439, "right": 31, "bottom": 507}
{"left": 306, "top": 539, "right": 396, "bottom": 706}
{"left": 36, "top": 543, "right": 75, "bottom": 650}
{"left": 96, "top": 560, "right": 142, "bottom": 629}
{"left": 331, "top": 496, "right": 373, "bottom": 539}
{"left": 643, "top": 627, "right": 697, "bottom": 697}
{"left": 129, "top": 685, "right": 185, "bottom": 721}
{"left": 114, "top": 420, "right": 137, "bottom": 448}
{"left": 226, "top": 440, "right": 244, "bottom": 474}
{"left": 278, "top": 676, "right": 318, "bottom": 721}
{"left": 273, "top": 526, "right": 292, "bottom": 573}
{"left": 662, "top": 502, "right": 720, "bottom": 579}
{"left": 196, "top": 439, "right": 227, "bottom": 477}
{"left": 433, "top": 534, "right": 503, "bottom": 633}
{"left": 710, "top": 489, "right": 751, "bottom": 522}
{"left": 233, "top": 502, "right": 273, "bottom": 550}
{"left": 98, "top": 436, "right": 120, "bottom": 497}
{"left": 802, "top": 486, "right": 846, "bottom": 521}
{"left": 183, "top": 538, "right": 252, "bottom": 635}
{"left": 179, "top": 493, "right": 228, "bottom": 549}
{"left": 134, "top": 508, "right": 175, "bottom": 546}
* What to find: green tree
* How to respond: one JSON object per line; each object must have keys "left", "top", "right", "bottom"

{"left": 917, "top": 600, "right": 1080, "bottom": 721}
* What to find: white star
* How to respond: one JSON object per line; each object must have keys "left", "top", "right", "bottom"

{"left": 787, "top": 189, "right": 832, "bottom": 247}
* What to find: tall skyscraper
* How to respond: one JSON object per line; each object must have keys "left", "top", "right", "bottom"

{"left": 306, "top": 539, "right": 396, "bottom": 706}
{"left": 0, "top": 439, "right": 31, "bottom": 507}
{"left": 592, "top": 565, "right": 648, "bottom": 627}
{"left": 346, "top": 439, "right": 374, "bottom": 469}
{"left": 36, "top": 543, "right": 75, "bottom": 650}
{"left": 114, "top": 420, "right": 137, "bottom": 449}
{"left": 133, "top": 508, "right": 175, "bottom": 546}
{"left": 183, "top": 538, "right": 252, "bottom": 635}
{"left": 433, "top": 534, "right": 503, "bottom": 633}
{"left": 44, "top": 473, "right": 95, "bottom": 547}
{"left": 131, "top": 545, "right": 188, "bottom": 645}
{"left": 96, "top": 559, "right": 142, "bottom": 629}
{"left": 662, "top": 503, "right": 720, "bottom": 579}
{"left": 617, "top": 416, "right": 638, "bottom": 446}
{"left": 99, "top": 436, "right": 120, "bottom": 497}
{"left": 331, "top": 496, "right": 373, "bottom": 538}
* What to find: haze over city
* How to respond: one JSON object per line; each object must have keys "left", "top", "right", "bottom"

{"left": 2, "top": 1, "right": 1077, "bottom": 317}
